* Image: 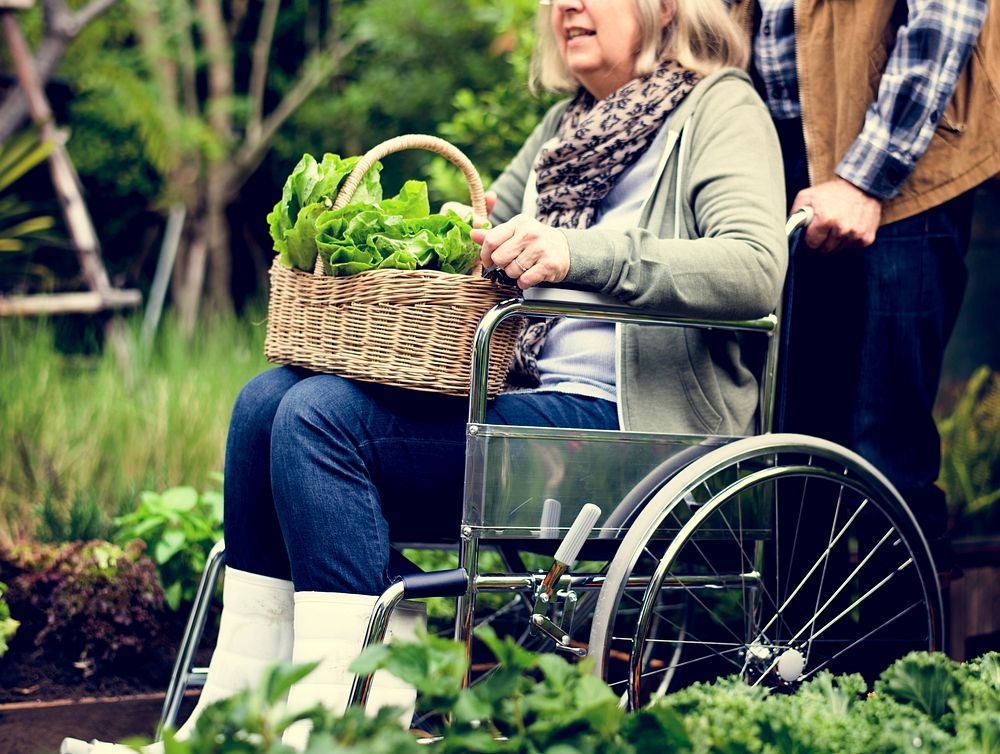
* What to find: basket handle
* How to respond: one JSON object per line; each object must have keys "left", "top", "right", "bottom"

{"left": 312, "top": 134, "right": 487, "bottom": 276}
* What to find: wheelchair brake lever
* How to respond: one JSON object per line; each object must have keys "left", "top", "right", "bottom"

{"left": 536, "top": 503, "right": 601, "bottom": 602}
{"left": 530, "top": 504, "right": 601, "bottom": 655}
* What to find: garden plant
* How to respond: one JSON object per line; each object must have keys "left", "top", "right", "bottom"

{"left": 0, "top": 2, "right": 997, "bottom": 752}
{"left": 131, "top": 630, "right": 1000, "bottom": 754}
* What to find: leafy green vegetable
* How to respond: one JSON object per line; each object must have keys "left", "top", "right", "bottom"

{"left": 0, "top": 539, "right": 166, "bottom": 676}
{"left": 268, "top": 154, "right": 480, "bottom": 276}
{"left": 876, "top": 651, "right": 960, "bottom": 724}
{"left": 82, "top": 640, "right": 1000, "bottom": 753}
{"left": 112, "top": 481, "right": 224, "bottom": 611}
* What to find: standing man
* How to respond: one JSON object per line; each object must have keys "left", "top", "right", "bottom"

{"left": 731, "top": 0, "right": 1000, "bottom": 537}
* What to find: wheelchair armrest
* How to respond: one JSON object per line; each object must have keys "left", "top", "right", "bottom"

{"left": 469, "top": 208, "right": 813, "bottom": 425}
{"left": 468, "top": 295, "right": 777, "bottom": 423}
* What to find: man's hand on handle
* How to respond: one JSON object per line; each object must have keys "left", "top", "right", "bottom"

{"left": 791, "top": 176, "right": 882, "bottom": 253}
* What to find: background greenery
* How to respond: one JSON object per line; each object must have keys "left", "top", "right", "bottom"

{"left": 0, "top": 0, "right": 997, "bottom": 593}
{"left": 0, "top": 314, "right": 267, "bottom": 546}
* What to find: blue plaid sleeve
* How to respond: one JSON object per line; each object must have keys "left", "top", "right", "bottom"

{"left": 836, "top": 0, "right": 988, "bottom": 200}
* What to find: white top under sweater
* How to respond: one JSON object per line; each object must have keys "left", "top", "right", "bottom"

{"left": 531, "top": 123, "right": 670, "bottom": 403}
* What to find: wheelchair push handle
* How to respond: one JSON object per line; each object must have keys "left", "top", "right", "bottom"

{"left": 555, "top": 503, "right": 602, "bottom": 568}
{"left": 785, "top": 205, "right": 813, "bottom": 236}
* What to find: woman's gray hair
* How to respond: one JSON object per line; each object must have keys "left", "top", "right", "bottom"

{"left": 531, "top": 0, "right": 749, "bottom": 93}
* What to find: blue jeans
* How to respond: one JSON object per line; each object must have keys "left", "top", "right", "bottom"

{"left": 222, "top": 367, "right": 618, "bottom": 594}
{"left": 776, "top": 119, "right": 973, "bottom": 534}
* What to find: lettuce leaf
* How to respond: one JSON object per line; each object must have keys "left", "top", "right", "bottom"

{"left": 268, "top": 153, "right": 479, "bottom": 276}
{"left": 267, "top": 152, "right": 383, "bottom": 268}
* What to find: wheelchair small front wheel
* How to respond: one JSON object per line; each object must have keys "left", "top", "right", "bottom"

{"left": 588, "top": 434, "right": 944, "bottom": 710}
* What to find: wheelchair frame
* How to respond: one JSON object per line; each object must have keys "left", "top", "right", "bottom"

{"left": 159, "top": 208, "right": 944, "bottom": 733}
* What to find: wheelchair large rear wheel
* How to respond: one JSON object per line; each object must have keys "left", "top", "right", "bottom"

{"left": 588, "top": 434, "right": 944, "bottom": 710}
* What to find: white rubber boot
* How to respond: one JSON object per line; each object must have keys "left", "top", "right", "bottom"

{"left": 281, "top": 591, "right": 426, "bottom": 750}
{"left": 60, "top": 567, "right": 294, "bottom": 754}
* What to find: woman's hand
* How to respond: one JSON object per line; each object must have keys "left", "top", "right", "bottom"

{"left": 471, "top": 214, "right": 570, "bottom": 290}
{"left": 440, "top": 191, "right": 496, "bottom": 228}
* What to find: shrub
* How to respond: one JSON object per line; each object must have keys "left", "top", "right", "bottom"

{"left": 139, "top": 643, "right": 1000, "bottom": 754}
{"left": 0, "top": 539, "right": 167, "bottom": 676}
{"left": 112, "top": 481, "right": 224, "bottom": 611}
{"left": 0, "top": 580, "right": 18, "bottom": 658}
{"left": 937, "top": 366, "right": 1000, "bottom": 535}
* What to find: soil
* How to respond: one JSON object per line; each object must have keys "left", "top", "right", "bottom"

{"left": 0, "top": 644, "right": 180, "bottom": 704}
{"left": 0, "top": 692, "right": 198, "bottom": 754}
{"left": 0, "top": 614, "right": 213, "bottom": 754}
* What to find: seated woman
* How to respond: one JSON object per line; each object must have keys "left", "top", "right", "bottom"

{"left": 65, "top": 0, "right": 785, "bottom": 751}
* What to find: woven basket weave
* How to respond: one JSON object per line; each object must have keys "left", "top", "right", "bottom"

{"left": 265, "top": 134, "right": 520, "bottom": 397}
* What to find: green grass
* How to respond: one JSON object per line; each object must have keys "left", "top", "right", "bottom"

{"left": 0, "top": 312, "right": 271, "bottom": 545}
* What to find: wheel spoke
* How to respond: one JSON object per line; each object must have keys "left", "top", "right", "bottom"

{"left": 799, "top": 600, "right": 924, "bottom": 681}
{"left": 786, "top": 527, "right": 897, "bottom": 645}
{"left": 621, "top": 587, "right": 744, "bottom": 674}
{"left": 752, "top": 496, "right": 870, "bottom": 644}
{"left": 782, "top": 459, "right": 811, "bottom": 614}
{"left": 613, "top": 637, "right": 744, "bottom": 647}
{"left": 621, "top": 590, "right": 700, "bottom": 645}
{"left": 655, "top": 568, "right": 747, "bottom": 646}
{"left": 774, "top": 455, "right": 783, "bottom": 641}
{"left": 669, "top": 509, "right": 722, "bottom": 577}
{"left": 796, "top": 557, "right": 913, "bottom": 647}
{"left": 715, "top": 500, "right": 780, "bottom": 625}
{"left": 806, "top": 482, "right": 845, "bottom": 667}
{"left": 607, "top": 646, "right": 745, "bottom": 688}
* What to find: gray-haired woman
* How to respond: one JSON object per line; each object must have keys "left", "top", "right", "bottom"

{"left": 64, "top": 1, "right": 786, "bottom": 752}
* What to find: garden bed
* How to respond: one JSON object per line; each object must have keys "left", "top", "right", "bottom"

{"left": 0, "top": 692, "right": 197, "bottom": 754}
{"left": 0, "top": 633, "right": 205, "bottom": 754}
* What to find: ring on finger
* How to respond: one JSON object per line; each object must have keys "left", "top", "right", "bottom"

{"left": 513, "top": 258, "right": 529, "bottom": 273}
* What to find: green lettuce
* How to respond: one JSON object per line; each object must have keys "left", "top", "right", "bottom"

{"left": 267, "top": 154, "right": 479, "bottom": 276}
{"left": 267, "top": 152, "right": 383, "bottom": 271}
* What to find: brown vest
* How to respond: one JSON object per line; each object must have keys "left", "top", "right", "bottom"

{"left": 731, "top": 0, "right": 1000, "bottom": 224}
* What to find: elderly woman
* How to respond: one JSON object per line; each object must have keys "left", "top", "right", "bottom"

{"left": 65, "top": 0, "right": 785, "bottom": 751}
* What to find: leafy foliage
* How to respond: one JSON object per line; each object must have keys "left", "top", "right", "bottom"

{"left": 0, "top": 580, "right": 18, "bottom": 658}
{"left": 428, "top": 0, "right": 558, "bottom": 201}
{"left": 112, "top": 482, "right": 224, "bottom": 611}
{"left": 937, "top": 366, "right": 1000, "bottom": 535}
{"left": 131, "top": 642, "right": 1000, "bottom": 754}
{"left": 0, "top": 127, "right": 60, "bottom": 290}
{"left": 0, "top": 539, "right": 167, "bottom": 676}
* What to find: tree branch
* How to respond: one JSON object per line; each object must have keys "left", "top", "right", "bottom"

{"left": 194, "top": 0, "right": 233, "bottom": 139}
{"left": 246, "top": 0, "right": 280, "bottom": 144}
{"left": 226, "top": 41, "right": 353, "bottom": 197}
{"left": 173, "top": 0, "right": 199, "bottom": 117}
{"left": 0, "top": 0, "right": 119, "bottom": 141}
{"left": 64, "top": 0, "right": 118, "bottom": 35}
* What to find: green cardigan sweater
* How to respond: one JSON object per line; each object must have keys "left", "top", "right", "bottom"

{"left": 489, "top": 68, "right": 787, "bottom": 435}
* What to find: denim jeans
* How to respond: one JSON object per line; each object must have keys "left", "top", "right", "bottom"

{"left": 775, "top": 119, "right": 973, "bottom": 534}
{"left": 222, "top": 367, "right": 618, "bottom": 594}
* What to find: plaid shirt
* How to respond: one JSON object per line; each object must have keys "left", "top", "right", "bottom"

{"left": 753, "top": 0, "right": 989, "bottom": 200}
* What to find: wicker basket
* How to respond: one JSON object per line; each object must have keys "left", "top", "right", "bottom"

{"left": 265, "top": 134, "right": 521, "bottom": 397}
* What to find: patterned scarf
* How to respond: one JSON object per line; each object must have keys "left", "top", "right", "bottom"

{"left": 508, "top": 59, "right": 701, "bottom": 387}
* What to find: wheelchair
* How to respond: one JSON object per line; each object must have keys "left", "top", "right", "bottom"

{"left": 159, "top": 207, "right": 944, "bottom": 731}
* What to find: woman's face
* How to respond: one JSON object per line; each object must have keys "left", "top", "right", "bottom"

{"left": 550, "top": 0, "right": 651, "bottom": 100}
